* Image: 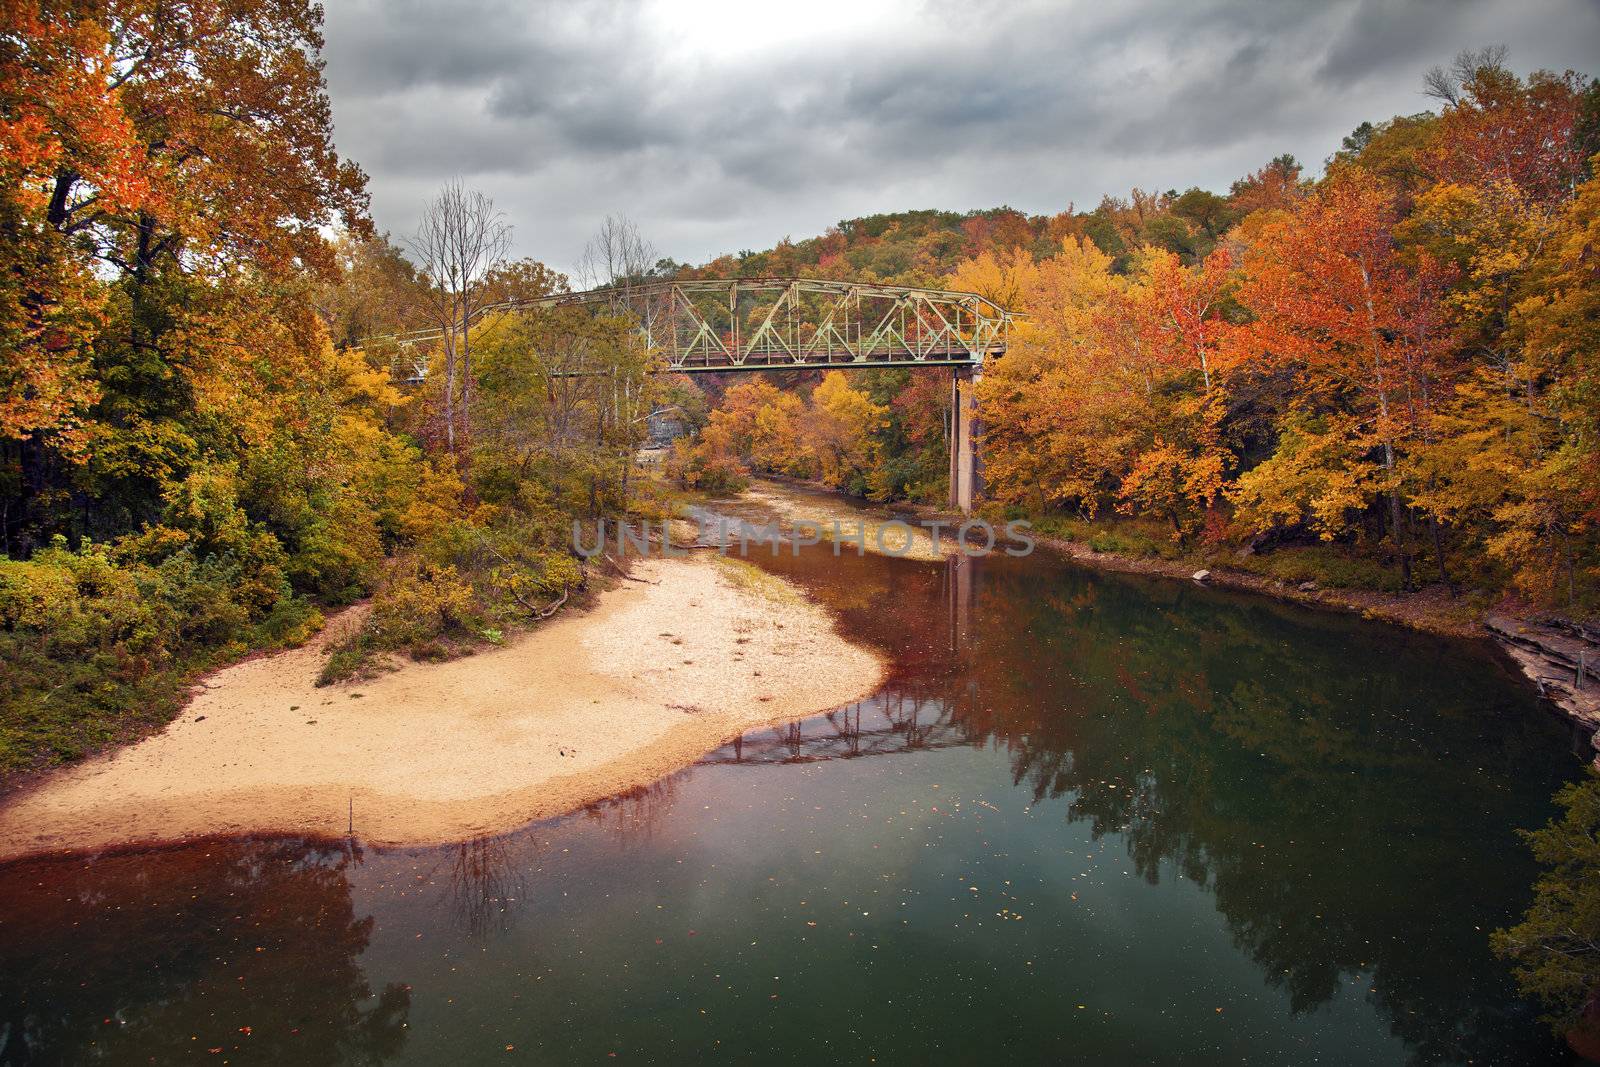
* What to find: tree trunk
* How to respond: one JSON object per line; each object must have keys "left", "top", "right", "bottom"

{"left": 442, "top": 329, "right": 457, "bottom": 455}
{"left": 459, "top": 294, "right": 472, "bottom": 453}
{"left": 1429, "top": 515, "right": 1453, "bottom": 593}
{"left": 1383, "top": 443, "right": 1411, "bottom": 587}
{"left": 1359, "top": 258, "right": 1411, "bottom": 588}
{"left": 619, "top": 376, "right": 634, "bottom": 501}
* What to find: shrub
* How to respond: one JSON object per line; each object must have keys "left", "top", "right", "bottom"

{"left": 0, "top": 537, "right": 317, "bottom": 773}
{"left": 1028, "top": 513, "right": 1185, "bottom": 560}
{"left": 366, "top": 560, "right": 476, "bottom": 649}
{"left": 1237, "top": 544, "right": 1406, "bottom": 593}
{"left": 315, "top": 510, "right": 591, "bottom": 684}
{"left": 317, "top": 646, "right": 367, "bottom": 687}
{"left": 665, "top": 436, "right": 748, "bottom": 495}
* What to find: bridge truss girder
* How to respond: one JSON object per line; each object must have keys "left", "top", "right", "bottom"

{"left": 362, "top": 278, "right": 1011, "bottom": 380}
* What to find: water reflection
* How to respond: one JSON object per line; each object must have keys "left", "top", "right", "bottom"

{"left": 0, "top": 839, "right": 409, "bottom": 1066}
{"left": 581, "top": 774, "right": 684, "bottom": 843}
{"left": 700, "top": 696, "right": 977, "bottom": 765}
{"left": 750, "top": 546, "right": 1579, "bottom": 1065}
{"left": 446, "top": 836, "right": 528, "bottom": 941}
{"left": 0, "top": 534, "right": 1584, "bottom": 1065}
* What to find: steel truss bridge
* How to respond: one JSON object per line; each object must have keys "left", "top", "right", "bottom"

{"left": 361, "top": 278, "right": 1011, "bottom": 380}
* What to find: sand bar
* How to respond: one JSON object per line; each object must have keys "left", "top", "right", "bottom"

{"left": 0, "top": 556, "right": 883, "bottom": 861}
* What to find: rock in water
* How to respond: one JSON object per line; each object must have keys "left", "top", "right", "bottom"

{"left": 1191, "top": 570, "right": 1211, "bottom": 583}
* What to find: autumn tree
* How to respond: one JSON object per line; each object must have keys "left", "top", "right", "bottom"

{"left": 1230, "top": 169, "right": 1455, "bottom": 582}
{"left": 807, "top": 373, "right": 888, "bottom": 491}
{"left": 1332, "top": 115, "right": 1439, "bottom": 202}
{"left": 1473, "top": 159, "right": 1600, "bottom": 607}
{"left": 0, "top": 4, "right": 134, "bottom": 464}
{"left": 470, "top": 304, "right": 657, "bottom": 517}
{"left": 1228, "top": 155, "right": 1305, "bottom": 218}
{"left": 969, "top": 237, "right": 1128, "bottom": 513}
{"left": 1115, "top": 248, "right": 1237, "bottom": 538}
{"left": 1423, "top": 48, "right": 1595, "bottom": 208}
{"left": 658, "top": 49, "right": 1600, "bottom": 615}
{"left": 1, "top": 0, "right": 369, "bottom": 550}
{"left": 483, "top": 258, "right": 568, "bottom": 305}
{"left": 315, "top": 234, "right": 423, "bottom": 350}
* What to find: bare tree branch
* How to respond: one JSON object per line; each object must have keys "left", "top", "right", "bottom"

{"left": 1424, "top": 44, "right": 1510, "bottom": 106}
{"left": 578, "top": 214, "right": 657, "bottom": 289}
{"left": 408, "top": 180, "right": 512, "bottom": 454}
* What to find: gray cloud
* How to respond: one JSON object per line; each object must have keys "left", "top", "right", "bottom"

{"left": 321, "top": 0, "right": 1600, "bottom": 277}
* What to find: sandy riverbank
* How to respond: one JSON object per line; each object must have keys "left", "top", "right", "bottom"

{"left": 689, "top": 478, "right": 950, "bottom": 561}
{"left": 0, "top": 556, "right": 884, "bottom": 861}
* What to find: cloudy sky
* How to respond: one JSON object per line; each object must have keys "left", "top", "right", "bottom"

{"left": 321, "top": 0, "right": 1599, "bottom": 278}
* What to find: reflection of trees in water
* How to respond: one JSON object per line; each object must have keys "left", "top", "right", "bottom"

{"left": 0, "top": 837, "right": 409, "bottom": 1066}
{"left": 446, "top": 834, "right": 531, "bottom": 940}
{"left": 762, "top": 546, "right": 1573, "bottom": 1065}
{"left": 1000, "top": 564, "right": 1571, "bottom": 1064}
{"left": 582, "top": 773, "right": 686, "bottom": 844}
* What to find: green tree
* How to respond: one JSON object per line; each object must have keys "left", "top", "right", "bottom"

{"left": 1493, "top": 773, "right": 1600, "bottom": 1040}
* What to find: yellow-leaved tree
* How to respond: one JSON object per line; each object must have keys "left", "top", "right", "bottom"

{"left": 807, "top": 372, "right": 888, "bottom": 490}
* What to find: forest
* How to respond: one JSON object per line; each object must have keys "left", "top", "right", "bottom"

{"left": 2, "top": 6, "right": 1599, "bottom": 1035}
{"left": 673, "top": 51, "right": 1600, "bottom": 619}
{"left": 0, "top": 3, "right": 658, "bottom": 773}
{"left": 3, "top": 10, "right": 1597, "bottom": 759}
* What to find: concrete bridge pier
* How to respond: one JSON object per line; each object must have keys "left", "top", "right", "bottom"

{"left": 949, "top": 367, "right": 984, "bottom": 513}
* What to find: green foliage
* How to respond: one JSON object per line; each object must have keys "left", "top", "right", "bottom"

{"left": 316, "top": 301, "right": 644, "bottom": 683}
{"left": 317, "top": 646, "right": 368, "bottom": 688}
{"left": 1493, "top": 773, "right": 1600, "bottom": 1036}
{"left": 316, "top": 514, "right": 590, "bottom": 684}
{"left": 1027, "top": 514, "right": 1187, "bottom": 561}
{"left": 0, "top": 537, "right": 321, "bottom": 773}
{"left": 366, "top": 560, "right": 477, "bottom": 650}
{"left": 1233, "top": 544, "right": 1407, "bottom": 593}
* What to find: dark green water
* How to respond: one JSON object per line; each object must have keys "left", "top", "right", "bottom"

{"left": 0, "top": 529, "right": 1588, "bottom": 1064}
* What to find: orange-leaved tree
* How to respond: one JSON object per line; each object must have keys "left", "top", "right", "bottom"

{"left": 1229, "top": 168, "right": 1457, "bottom": 582}
{"left": 1, "top": 0, "right": 371, "bottom": 551}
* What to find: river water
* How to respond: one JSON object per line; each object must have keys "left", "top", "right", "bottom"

{"left": 0, "top": 492, "right": 1588, "bottom": 1064}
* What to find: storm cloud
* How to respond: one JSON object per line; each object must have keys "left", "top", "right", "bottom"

{"left": 321, "top": 0, "right": 1600, "bottom": 277}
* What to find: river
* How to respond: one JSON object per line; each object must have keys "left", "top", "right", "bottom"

{"left": 0, "top": 486, "right": 1588, "bottom": 1065}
